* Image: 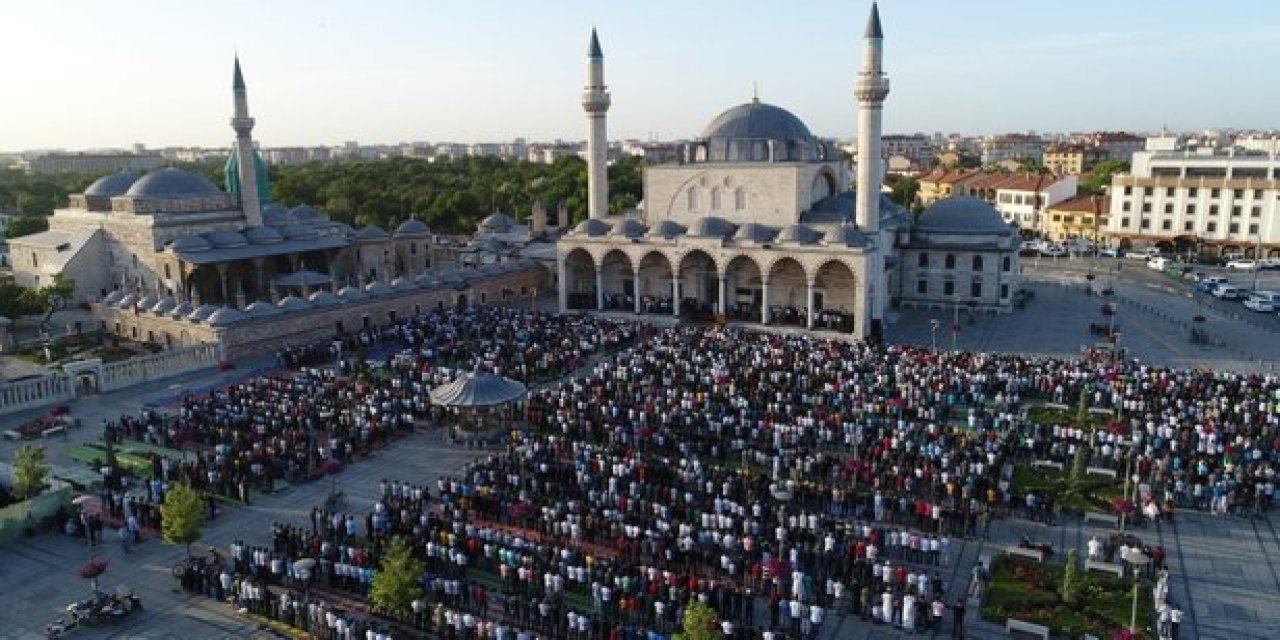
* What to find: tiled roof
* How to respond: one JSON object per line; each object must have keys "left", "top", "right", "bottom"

{"left": 1047, "top": 195, "right": 1108, "bottom": 213}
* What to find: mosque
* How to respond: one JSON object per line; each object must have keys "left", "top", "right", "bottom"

{"left": 8, "top": 59, "right": 547, "bottom": 358}
{"left": 557, "top": 4, "right": 1022, "bottom": 339}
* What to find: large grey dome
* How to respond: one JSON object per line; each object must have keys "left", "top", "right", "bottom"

{"left": 84, "top": 172, "right": 136, "bottom": 197}
{"left": 915, "top": 196, "right": 1013, "bottom": 235}
{"left": 396, "top": 218, "right": 430, "bottom": 235}
{"left": 702, "top": 101, "right": 812, "bottom": 141}
{"left": 125, "top": 168, "right": 222, "bottom": 198}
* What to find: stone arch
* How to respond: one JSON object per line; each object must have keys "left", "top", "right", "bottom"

{"left": 765, "top": 256, "right": 809, "bottom": 324}
{"left": 599, "top": 249, "right": 634, "bottom": 310}
{"left": 636, "top": 250, "right": 675, "bottom": 314}
{"left": 563, "top": 247, "right": 596, "bottom": 310}
{"left": 723, "top": 254, "right": 764, "bottom": 321}
{"left": 676, "top": 249, "right": 718, "bottom": 318}
{"left": 811, "top": 169, "right": 838, "bottom": 204}
{"left": 812, "top": 259, "right": 858, "bottom": 332}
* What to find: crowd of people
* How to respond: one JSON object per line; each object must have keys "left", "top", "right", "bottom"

{"left": 105, "top": 307, "right": 1277, "bottom": 639}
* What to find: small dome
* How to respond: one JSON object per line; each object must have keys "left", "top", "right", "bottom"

{"left": 364, "top": 281, "right": 393, "bottom": 296}
{"left": 244, "top": 226, "right": 283, "bottom": 244}
{"left": 479, "top": 212, "right": 516, "bottom": 231}
{"left": 150, "top": 297, "right": 177, "bottom": 315}
{"left": 733, "top": 222, "right": 776, "bottom": 243}
{"left": 688, "top": 216, "right": 736, "bottom": 239}
{"left": 206, "top": 306, "right": 248, "bottom": 326}
{"left": 573, "top": 219, "right": 612, "bottom": 237}
{"left": 125, "top": 167, "right": 222, "bottom": 198}
{"left": 276, "top": 295, "right": 311, "bottom": 311}
{"left": 825, "top": 224, "right": 869, "bottom": 247}
{"left": 307, "top": 291, "right": 338, "bottom": 306}
{"left": 356, "top": 225, "right": 389, "bottom": 241}
{"left": 135, "top": 294, "right": 160, "bottom": 310}
{"left": 116, "top": 293, "right": 138, "bottom": 309}
{"left": 102, "top": 291, "right": 124, "bottom": 305}
{"left": 169, "top": 300, "right": 193, "bottom": 319}
{"left": 262, "top": 204, "right": 290, "bottom": 226}
{"left": 647, "top": 220, "right": 686, "bottom": 239}
{"left": 336, "top": 286, "right": 366, "bottom": 301}
{"left": 206, "top": 230, "right": 248, "bottom": 249}
{"left": 915, "top": 196, "right": 1013, "bottom": 235}
{"left": 609, "top": 218, "right": 647, "bottom": 238}
{"left": 243, "top": 301, "right": 280, "bottom": 316}
{"left": 169, "top": 235, "right": 213, "bottom": 252}
{"left": 395, "top": 218, "right": 430, "bottom": 235}
{"left": 84, "top": 172, "right": 136, "bottom": 197}
{"left": 281, "top": 223, "right": 319, "bottom": 240}
{"left": 289, "top": 204, "right": 323, "bottom": 221}
{"left": 775, "top": 224, "right": 821, "bottom": 245}
{"left": 186, "top": 303, "right": 219, "bottom": 322}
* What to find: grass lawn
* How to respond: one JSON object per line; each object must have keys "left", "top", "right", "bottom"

{"left": 983, "top": 554, "right": 1152, "bottom": 639}
{"left": 1026, "top": 402, "right": 1113, "bottom": 428}
{"left": 1012, "top": 464, "right": 1126, "bottom": 514}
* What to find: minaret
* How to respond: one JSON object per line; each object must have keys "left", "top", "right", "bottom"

{"left": 854, "top": 3, "right": 889, "bottom": 233}
{"left": 582, "top": 29, "right": 611, "bottom": 220}
{"left": 231, "top": 56, "right": 264, "bottom": 227}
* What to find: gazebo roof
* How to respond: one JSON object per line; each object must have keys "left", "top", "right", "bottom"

{"left": 429, "top": 372, "right": 528, "bottom": 408}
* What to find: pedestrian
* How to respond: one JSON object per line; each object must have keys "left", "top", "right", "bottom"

{"left": 952, "top": 601, "right": 966, "bottom": 640}
{"left": 118, "top": 525, "right": 131, "bottom": 553}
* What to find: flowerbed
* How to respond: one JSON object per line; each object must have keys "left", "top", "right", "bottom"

{"left": 982, "top": 554, "right": 1151, "bottom": 639}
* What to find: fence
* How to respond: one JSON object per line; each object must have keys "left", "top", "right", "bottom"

{"left": 0, "top": 375, "right": 74, "bottom": 416}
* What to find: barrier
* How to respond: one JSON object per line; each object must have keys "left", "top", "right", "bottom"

{"left": 1086, "top": 467, "right": 1118, "bottom": 478}
{"left": 1006, "top": 546, "right": 1046, "bottom": 563}
{"left": 1085, "top": 560, "right": 1124, "bottom": 577}
{"left": 1084, "top": 511, "right": 1120, "bottom": 527}
{"left": 1005, "top": 618, "right": 1050, "bottom": 639}
{"left": 0, "top": 375, "right": 74, "bottom": 416}
{"left": 98, "top": 343, "right": 220, "bottom": 392}
{"left": 1031, "top": 460, "right": 1064, "bottom": 471}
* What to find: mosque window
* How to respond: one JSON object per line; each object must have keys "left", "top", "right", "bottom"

{"left": 688, "top": 186, "right": 701, "bottom": 211}
{"left": 944, "top": 254, "right": 956, "bottom": 269}
{"left": 916, "top": 280, "right": 927, "bottom": 294}
{"left": 972, "top": 256, "right": 984, "bottom": 271}
{"left": 31, "top": 252, "right": 38, "bottom": 268}
{"left": 410, "top": 243, "right": 417, "bottom": 255}
{"left": 971, "top": 281, "right": 982, "bottom": 298}
{"left": 734, "top": 188, "right": 747, "bottom": 211}
{"left": 917, "top": 253, "right": 929, "bottom": 268}
{"left": 164, "top": 264, "right": 172, "bottom": 279}
{"left": 711, "top": 187, "right": 722, "bottom": 211}
{"left": 943, "top": 281, "right": 955, "bottom": 296}
{"left": 1002, "top": 256, "right": 1011, "bottom": 272}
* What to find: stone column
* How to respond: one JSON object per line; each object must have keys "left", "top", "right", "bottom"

{"left": 557, "top": 259, "right": 569, "bottom": 312}
{"left": 253, "top": 258, "right": 267, "bottom": 301}
{"left": 595, "top": 267, "right": 605, "bottom": 311}
{"left": 761, "top": 279, "right": 770, "bottom": 324}
{"left": 671, "top": 273, "right": 680, "bottom": 318}
{"left": 717, "top": 273, "right": 727, "bottom": 317}
{"left": 216, "top": 264, "right": 230, "bottom": 304}
{"left": 807, "top": 280, "right": 816, "bottom": 329}
{"left": 633, "top": 267, "right": 642, "bottom": 314}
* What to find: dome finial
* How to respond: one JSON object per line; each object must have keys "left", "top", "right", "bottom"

{"left": 752, "top": 81, "right": 759, "bottom": 103}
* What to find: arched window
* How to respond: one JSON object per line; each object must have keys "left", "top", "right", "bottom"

{"left": 945, "top": 254, "right": 956, "bottom": 269}
{"left": 972, "top": 255, "right": 984, "bottom": 271}
{"left": 710, "top": 187, "right": 722, "bottom": 211}
{"left": 688, "top": 186, "right": 701, "bottom": 211}
{"left": 918, "top": 253, "right": 929, "bottom": 268}
{"left": 734, "top": 187, "right": 748, "bottom": 211}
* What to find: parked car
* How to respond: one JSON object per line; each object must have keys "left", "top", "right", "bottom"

{"left": 1125, "top": 248, "right": 1160, "bottom": 260}
{"left": 1226, "top": 259, "right": 1259, "bottom": 270}
{"left": 1212, "top": 284, "right": 1247, "bottom": 300}
{"left": 1243, "top": 296, "right": 1276, "bottom": 313}
{"left": 1147, "top": 257, "right": 1175, "bottom": 271}
{"left": 1098, "top": 247, "right": 1120, "bottom": 258}
{"left": 1039, "top": 245, "right": 1067, "bottom": 257}
{"left": 1259, "top": 258, "right": 1280, "bottom": 271}
{"left": 1195, "top": 276, "right": 1229, "bottom": 293}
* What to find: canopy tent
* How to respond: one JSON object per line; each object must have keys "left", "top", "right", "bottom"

{"left": 429, "top": 372, "right": 527, "bottom": 407}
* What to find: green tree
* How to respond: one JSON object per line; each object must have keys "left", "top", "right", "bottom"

{"left": 1081, "top": 160, "right": 1129, "bottom": 195}
{"left": 674, "top": 600, "right": 719, "bottom": 640}
{"left": 369, "top": 537, "right": 424, "bottom": 620}
{"left": 21, "top": 274, "right": 75, "bottom": 335}
{"left": 160, "top": 482, "right": 206, "bottom": 557}
{"left": 12, "top": 445, "right": 50, "bottom": 499}
{"left": 1060, "top": 548, "right": 1082, "bottom": 605}
{"left": 889, "top": 176, "right": 920, "bottom": 210}
{"left": 3, "top": 215, "right": 50, "bottom": 239}
{"left": 0, "top": 282, "right": 44, "bottom": 318}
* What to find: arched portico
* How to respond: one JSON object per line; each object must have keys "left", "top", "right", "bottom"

{"left": 560, "top": 247, "right": 596, "bottom": 310}
{"left": 677, "top": 249, "right": 718, "bottom": 319}
{"left": 723, "top": 254, "right": 764, "bottom": 321}
{"left": 636, "top": 251, "right": 674, "bottom": 315}
{"left": 599, "top": 249, "right": 634, "bottom": 311}
{"left": 765, "top": 257, "right": 808, "bottom": 326}
{"left": 813, "top": 259, "right": 858, "bottom": 332}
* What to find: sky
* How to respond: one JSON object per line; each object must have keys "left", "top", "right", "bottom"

{"left": 3, "top": 0, "right": 1279, "bottom": 151}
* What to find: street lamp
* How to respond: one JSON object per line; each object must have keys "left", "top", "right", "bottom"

{"left": 930, "top": 319, "right": 940, "bottom": 353}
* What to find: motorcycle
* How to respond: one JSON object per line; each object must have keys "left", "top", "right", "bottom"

{"left": 45, "top": 589, "right": 142, "bottom": 638}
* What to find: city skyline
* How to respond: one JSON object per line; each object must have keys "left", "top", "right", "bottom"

{"left": 3, "top": 0, "right": 1279, "bottom": 151}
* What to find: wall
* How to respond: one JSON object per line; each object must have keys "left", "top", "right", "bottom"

{"left": 0, "top": 375, "right": 74, "bottom": 416}
{"left": 645, "top": 162, "right": 845, "bottom": 228}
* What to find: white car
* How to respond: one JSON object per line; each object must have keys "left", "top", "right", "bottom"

{"left": 1243, "top": 297, "right": 1275, "bottom": 313}
{"left": 1098, "top": 248, "right": 1119, "bottom": 258}
{"left": 1125, "top": 249, "right": 1159, "bottom": 260}
{"left": 1226, "top": 259, "right": 1259, "bottom": 270}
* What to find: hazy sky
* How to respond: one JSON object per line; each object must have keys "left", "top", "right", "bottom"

{"left": 4, "top": 0, "right": 1279, "bottom": 151}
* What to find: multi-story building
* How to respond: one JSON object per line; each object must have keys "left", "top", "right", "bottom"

{"left": 916, "top": 168, "right": 979, "bottom": 205}
{"left": 1236, "top": 134, "right": 1280, "bottom": 155}
{"left": 1043, "top": 195, "right": 1109, "bottom": 244}
{"left": 1106, "top": 149, "right": 1280, "bottom": 257}
{"left": 881, "top": 134, "right": 935, "bottom": 170}
{"left": 24, "top": 152, "right": 165, "bottom": 176}
{"left": 1085, "top": 131, "right": 1144, "bottom": 165}
{"left": 981, "top": 134, "right": 1044, "bottom": 167}
{"left": 1043, "top": 144, "right": 1107, "bottom": 176}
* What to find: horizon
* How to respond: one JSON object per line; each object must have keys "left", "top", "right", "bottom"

{"left": 3, "top": 0, "right": 1279, "bottom": 151}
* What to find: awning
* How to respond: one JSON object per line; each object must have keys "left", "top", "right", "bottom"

{"left": 429, "top": 372, "right": 527, "bottom": 407}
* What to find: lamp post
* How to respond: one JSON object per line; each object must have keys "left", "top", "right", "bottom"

{"left": 930, "top": 319, "right": 940, "bottom": 353}
{"left": 1253, "top": 232, "right": 1264, "bottom": 292}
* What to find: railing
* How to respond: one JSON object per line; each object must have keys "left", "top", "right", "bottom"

{"left": 0, "top": 375, "right": 74, "bottom": 416}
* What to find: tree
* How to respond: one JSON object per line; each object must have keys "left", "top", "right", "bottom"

{"left": 674, "top": 600, "right": 719, "bottom": 640}
{"left": 3, "top": 215, "right": 50, "bottom": 239}
{"left": 1060, "top": 548, "right": 1082, "bottom": 605}
{"left": 369, "top": 537, "right": 424, "bottom": 620}
{"left": 21, "top": 274, "right": 75, "bottom": 335}
{"left": 889, "top": 176, "right": 920, "bottom": 210}
{"left": 0, "top": 282, "right": 43, "bottom": 319}
{"left": 1081, "top": 160, "right": 1129, "bottom": 195}
{"left": 12, "top": 445, "right": 49, "bottom": 499}
{"left": 160, "top": 482, "right": 205, "bottom": 557}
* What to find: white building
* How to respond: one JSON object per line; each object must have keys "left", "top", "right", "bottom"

{"left": 992, "top": 175, "right": 1077, "bottom": 231}
{"left": 1106, "top": 149, "right": 1280, "bottom": 257}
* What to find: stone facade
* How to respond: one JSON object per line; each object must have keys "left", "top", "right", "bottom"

{"left": 643, "top": 162, "right": 844, "bottom": 227}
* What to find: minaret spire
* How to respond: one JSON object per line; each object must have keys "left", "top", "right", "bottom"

{"left": 582, "top": 28, "right": 611, "bottom": 220}
{"left": 855, "top": 2, "right": 890, "bottom": 335}
{"left": 230, "top": 55, "right": 263, "bottom": 226}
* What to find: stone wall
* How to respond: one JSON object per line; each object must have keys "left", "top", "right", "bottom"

{"left": 0, "top": 375, "right": 73, "bottom": 416}
{"left": 98, "top": 343, "right": 220, "bottom": 392}
{"left": 644, "top": 161, "right": 845, "bottom": 228}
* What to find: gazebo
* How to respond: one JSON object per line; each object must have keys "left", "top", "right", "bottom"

{"left": 429, "top": 371, "right": 528, "bottom": 442}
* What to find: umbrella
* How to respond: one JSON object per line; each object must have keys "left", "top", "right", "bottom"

{"left": 429, "top": 372, "right": 528, "bottom": 408}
